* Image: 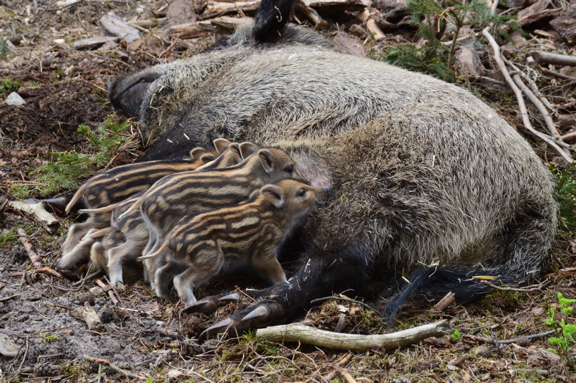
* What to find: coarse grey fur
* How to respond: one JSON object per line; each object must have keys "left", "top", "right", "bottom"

{"left": 107, "top": 15, "right": 557, "bottom": 328}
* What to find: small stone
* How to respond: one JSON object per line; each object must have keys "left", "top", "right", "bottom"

{"left": 89, "top": 286, "right": 103, "bottom": 295}
{"left": 0, "top": 333, "right": 20, "bottom": 357}
{"left": 54, "top": 38, "right": 66, "bottom": 44}
{"left": 98, "top": 14, "right": 141, "bottom": 43}
{"left": 474, "top": 344, "right": 492, "bottom": 357}
{"left": 6, "top": 92, "right": 25, "bottom": 106}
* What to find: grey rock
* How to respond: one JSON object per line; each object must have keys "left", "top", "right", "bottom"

{"left": 6, "top": 92, "right": 25, "bottom": 106}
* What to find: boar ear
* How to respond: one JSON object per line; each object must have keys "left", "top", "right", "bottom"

{"left": 189, "top": 147, "right": 208, "bottom": 158}
{"left": 200, "top": 153, "right": 217, "bottom": 164}
{"left": 108, "top": 72, "right": 159, "bottom": 117}
{"left": 228, "top": 143, "right": 243, "bottom": 162}
{"left": 239, "top": 142, "right": 260, "bottom": 159}
{"left": 261, "top": 184, "right": 285, "bottom": 208}
{"left": 213, "top": 138, "right": 232, "bottom": 154}
{"left": 258, "top": 149, "right": 276, "bottom": 174}
{"left": 253, "top": 0, "right": 294, "bottom": 43}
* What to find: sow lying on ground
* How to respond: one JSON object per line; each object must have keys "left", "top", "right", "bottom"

{"left": 68, "top": 0, "right": 557, "bottom": 334}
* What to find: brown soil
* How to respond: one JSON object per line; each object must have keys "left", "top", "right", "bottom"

{"left": 0, "top": 0, "right": 575, "bottom": 381}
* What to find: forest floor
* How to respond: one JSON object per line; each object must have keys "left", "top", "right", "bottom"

{"left": 0, "top": 0, "right": 575, "bottom": 381}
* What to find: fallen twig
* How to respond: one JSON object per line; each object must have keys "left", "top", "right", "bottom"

{"left": 256, "top": 320, "right": 453, "bottom": 351}
{"left": 35, "top": 267, "right": 63, "bottom": 279}
{"left": 482, "top": 28, "right": 573, "bottom": 163}
{"left": 294, "top": 0, "right": 326, "bottom": 28}
{"left": 512, "top": 74, "right": 561, "bottom": 140}
{"left": 357, "top": 9, "right": 385, "bottom": 40}
{"left": 324, "top": 354, "right": 353, "bottom": 381}
{"left": 0, "top": 294, "right": 21, "bottom": 303}
{"left": 17, "top": 228, "right": 42, "bottom": 268}
{"left": 502, "top": 56, "right": 557, "bottom": 115}
{"left": 540, "top": 67, "right": 576, "bottom": 81}
{"left": 95, "top": 279, "right": 119, "bottom": 305}
{"left": 463, "top": 330, "right": 556, "bottom": 345}
{"left": 560, "top": 132, "right": 576, "bottom": 142}
{"left": 83, "top": 355, "right": 147, "bottom": 380}
{"left": 431, "top": 291, "right": 455, "bottom": 312}
{"left": 530, "top": 51, "right": 576, "bottom": 67}
{"left": 479, "top": 279, "right": 550, "bottom": 292}
{"left": 71, "top": 302, "right": 103, "bottom": 331}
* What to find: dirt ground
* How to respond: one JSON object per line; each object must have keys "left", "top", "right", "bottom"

{"left": 0, "top": 0, "right": 575, "bottom": 381}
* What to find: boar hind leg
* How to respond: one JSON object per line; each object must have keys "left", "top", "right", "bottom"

{"left": 202, "top": 245, "right": 370, "bottom": 338}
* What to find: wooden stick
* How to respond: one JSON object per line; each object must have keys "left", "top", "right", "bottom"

{"left": 95, "top": 279, "right": 119, "bottom": 305}
{"left": 432, "top": 291, "right": 455, "bottom": 312}
{"left": 540, "top": 67, "right": 576, "bottom": 81}
{"left": 512, "top": 74, "right": 561, "bottom": 139}
{"left": 17, "top": 228, "right": 42, "bottom": 268}
{"left": 479, "top": 279, "right": 549, "bottom": 292}
{"left": 530, "top": 52, "right": 576, "bottom": 67}
{"left": 10, "top": 201, "right": 59, "bottom": 234}
{"left": 294, "top": 0, "right": 326, "bottom": 28}
{"left": 83, "top": 355, "right": 147, "bottom": 380}
{"left": 560, "top": 132, "right": 576, "bottom": 142}
{"left": 482, "top": 28, "right": 573, "bottom": 163}
{"left": 36, "top": 267, "right": 63, "bottom": 279}
{"left": 502, "top": 56, "right": 557, "bottom": 114}
{"left": 256, "top": 320, "right": 453, "bottom": 351}
{"left": 463, "top": 330, "right": 555, "bottom": 345}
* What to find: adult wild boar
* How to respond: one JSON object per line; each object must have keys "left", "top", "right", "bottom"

{"left": 105, "top": 0, "right": 557, "bottom": 334}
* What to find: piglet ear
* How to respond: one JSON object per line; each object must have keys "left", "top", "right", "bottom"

{"left": 261, "top": 184, "right": 285, "bottom": 208}
{"left": 253, "top": 0, "right": 294, "bottom": 43}
{"left": 239, "top": 142, "right": 261, "bottom": 159}
{"left": 227, "top": 143, "right": 243, "bottom": 162}
{"left": 189, "top": 147, "right": 208, "bottom": 159}
{"left": 199, "top": 153, "right": 217, "bottom": 164}
{"left": 213, "top": 138, "right": 232, "bottom": 154}
{"left": 258, "top": 149, "right": 276, "bottom": 174}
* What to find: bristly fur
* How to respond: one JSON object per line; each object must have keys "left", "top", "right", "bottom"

{"left": 103, "top": 0, "right": 557, "bottom": 326}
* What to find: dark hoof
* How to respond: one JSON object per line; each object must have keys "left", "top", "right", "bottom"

{"left": 200, "top": 300, "right": 286, "bottom": 340}
{"left": 181, "top": 297, "right": 220, "bottom": 315}
{"left": 219, "top": 293, "right": 241, "bottom": 304}
{"left": 241, "top": 305, "right": 269, "bottom": 321}
{"left": 200, "top": 318, "right": 235, "bottom": 340}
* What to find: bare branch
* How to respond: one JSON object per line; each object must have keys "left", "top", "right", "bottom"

{"left": 83, "top": 355, "right": 147, "bottom": 380}
{"left": 512, "top": 75, "right": 561, "bottom": 139}
{"left": 530, "top": 51, "right": 577, "bottom": 67}
{"left": 256, "top": 320, "right": 453, "bottom": 351}
{"left": 482, "top": 28, "right": 574, "bottom": 163}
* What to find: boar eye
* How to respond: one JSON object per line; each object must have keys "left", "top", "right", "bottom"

{"left": 284, "top": 165, "right": 294, "bottom": 174}
{"left": 297, "top": 189, "right": 306, "bottom": 197}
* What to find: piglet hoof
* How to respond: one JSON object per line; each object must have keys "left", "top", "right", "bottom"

{"left": 181, "top": 297, "right": 220, "bottom": 315}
